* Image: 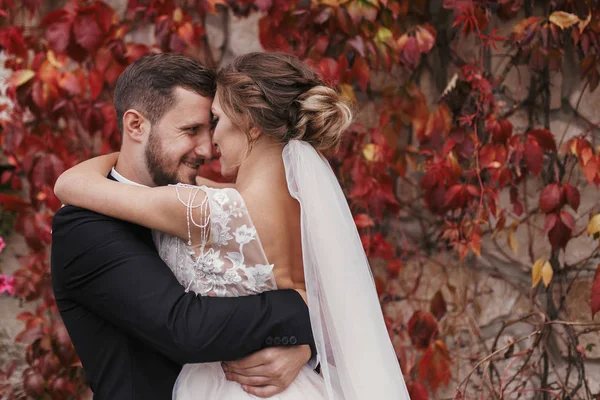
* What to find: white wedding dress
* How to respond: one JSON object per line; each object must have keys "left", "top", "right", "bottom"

{"left": 153, "top": 141, "right": 410, "bottom": 400}
{"left": 153, "top": 185, "right": 330, "bottom": 399}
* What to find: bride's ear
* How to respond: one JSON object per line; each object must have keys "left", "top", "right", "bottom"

{"left": 248, "top": 127, "right": 262, "bottom": 141}
{"left": 123, "top": 109, "right": 150, "bottom": 143}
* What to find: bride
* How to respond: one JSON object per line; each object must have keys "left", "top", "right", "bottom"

{"left": 54, "top": 51, "right": 410, "bottom": 399}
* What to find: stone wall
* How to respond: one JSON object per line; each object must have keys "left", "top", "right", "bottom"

{"left": 382, "top": 12, "right": 600, "bottom": 398}
{"left": 1, "top": 5, "right": 599, "bottom": 398}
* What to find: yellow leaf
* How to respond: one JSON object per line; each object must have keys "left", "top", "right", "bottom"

{"left": 173, "top": 8, "right": 184, "bottom": 24}
{"left": 8, "top": 69, "right": 35, "bottom": 88}
{"left": 376, "top": 27, "right": 394, "bottom": 46}
{"left": 579, "top": 13, "right": 592, "bottom": 34}
{"left": 587, "top": 214, "right": 600, "bottom": 236}
{"left": 46, "top": 50, "right": 66, "bottom": 69}
{"left": 569, "top": 139, "right": 578, "bottom": 156}
{"left": 507, "top": 230, "right": 518, "bottom": 254}
{"left": 532, "top": 258, "right": 544, "bottom": 288}
{"left": 339, "top": 83, "right": 357, "bottom": 103}
{"left": 542, "top": 261, "right": 553, "bottom": 287}
{"left": 549, "top": 11, "right": 579, "bottom": 30}
{"left": 362, "top": 144, "right": 380, "bottom": 162}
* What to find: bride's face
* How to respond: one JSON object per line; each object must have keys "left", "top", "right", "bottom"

{"left": 210, "top": 92, "right": 249, "bottom": 179}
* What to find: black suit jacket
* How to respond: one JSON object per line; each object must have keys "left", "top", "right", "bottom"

{"left": 51, "top": 180, "right": 315, "bottom": 399}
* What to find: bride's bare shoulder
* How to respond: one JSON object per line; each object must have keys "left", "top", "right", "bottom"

{"left": 240, "top": 179, "right": 298, "bottom": 227}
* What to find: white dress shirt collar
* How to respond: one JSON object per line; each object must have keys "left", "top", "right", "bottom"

{"left": 110, "top": 167, "right": 148, "bottom": 187}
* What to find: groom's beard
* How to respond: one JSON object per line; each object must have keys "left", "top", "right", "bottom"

{"left": 145, "top": 129, "right": 198, "bottom": 186}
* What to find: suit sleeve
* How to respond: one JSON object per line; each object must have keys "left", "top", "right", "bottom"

{"left": 51, "top": 207, "right": 315, "bottom": 364}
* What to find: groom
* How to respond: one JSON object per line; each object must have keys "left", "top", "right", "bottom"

{"left": 51, "top": 53, "right": 316, "bottom": 399}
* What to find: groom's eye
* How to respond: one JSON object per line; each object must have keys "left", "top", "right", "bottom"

{"left": 186, "top": 126, "right": 200, "bottom": 135}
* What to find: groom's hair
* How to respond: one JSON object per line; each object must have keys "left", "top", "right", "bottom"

{"left": 114, "top": 53, "right": 216, "bottom": 136}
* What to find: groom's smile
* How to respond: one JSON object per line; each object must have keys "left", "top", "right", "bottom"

{"left": 182, "top": 157, "right": 204, "bottom": 171}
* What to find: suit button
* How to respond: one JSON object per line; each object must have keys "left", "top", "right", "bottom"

{"left": 265, "top": 336, "right": 273, "bottom": 346}
{"left": 282, "top": 336, "right": 289, "bottom": 345}
{"left": 274, "top": 337, "right": 281, "bottom": 345}
{"left": 289, "top": 336, "right": 297, "bottom": 345}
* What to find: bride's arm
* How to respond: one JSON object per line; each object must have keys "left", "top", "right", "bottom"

{"left": 54, "top": 154, "right": 205, "bottom": 243}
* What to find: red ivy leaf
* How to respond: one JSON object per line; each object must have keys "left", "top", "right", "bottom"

{"left": 318, "top": 57, "right": 340, "bottom": 84}
{"left": 59, "top": 71, "right": 82, "bottom": 96}
{"left": 387, "top": 259, "right": 403, "bottom": 276}
{"left": 582, "top": 155, "right": 599, "bottom": 185}
{"left": 528, "top": 129, "right": 557, "bottom": 152}
{"left": 548, "top": 216, "right": 572, "bottom": 251}
{"left": 0, "top": 193, "right": 30, "bottom": 212}
{"left": 15, "top": 326, "right": 43, "bottom": 345}
{"left": 42, "top": 9, "right": 73, "bottom": 54}
{"left": 563, "top": 184, "right": 580, "bottom": 212}
{"left": 443, "top": 184, "right": 463, "bottom": 209}
{"left": 408, "top": 311, "right": 438, "bottom": 350}
{"left": 354, "top": 213, "right": 375, "bottom": 228}
{"left": 95, "top": 2, "right": 116, "bottom": 33}
{"left": 430, "top": 290, "right": 447, "bottom": 320}
{"left": 560, "top": 210, "right": 575, "bottom": 231}
{"left": 489, "top": 118, "right": 513, "bottom": 143}
{"left": 351, "top": 56, "right": 370, "bottom": 92}
{"left": 88, "top": 68, "right": 104, "bottom": 100}
{"left": 539, "top": 183, "right": 562, "bottom": 213}
{"left": 374, "top": 275, "right": 385, "bottom": 296}
{"left": 418, "top": 340, "right": 452, "bottom": 391}
{"left": 544, "top": 213, "right": 558, "bottom": 233}
{"left": 16, "top": 311, "right": 34, "bottom": 322}
{"left": 335, "top": 7, "right": 354, "bottom": 35}
{"left": 368, "top": 233, "right": 394, "bottom": 259}
{"left": 466, "top": 184, "right": 480, "bottom": 197}
{"left": 524, "top": 138, "right": 544, "bottom": 176}
{"left": 73, "top": 9, "right": 103, "bottom": 53}
{"left": 407, "top": 381, "right": 429, "bottom": 400}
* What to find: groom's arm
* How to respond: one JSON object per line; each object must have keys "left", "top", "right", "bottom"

{"left": 51, "top": 206, "right": 315, "bottom": 365}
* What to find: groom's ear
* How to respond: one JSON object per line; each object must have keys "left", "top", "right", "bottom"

{"left": 123, "top": 109, "right": 150, "bottom": 143}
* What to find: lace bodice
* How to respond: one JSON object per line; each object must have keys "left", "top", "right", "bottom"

{"left": 152, "top": 185, "right": 277, "bottom": 297}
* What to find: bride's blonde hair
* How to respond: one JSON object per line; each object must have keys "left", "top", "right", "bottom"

{"left": 216, "top": 52, "right": 353, "bottom": 153}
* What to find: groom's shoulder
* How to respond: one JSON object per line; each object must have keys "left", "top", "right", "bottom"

{"left": 52, "top": 205, "right": 134, "bottom": 237}
{"left": 53, "top": 205, "right": 115, "bottom": 226}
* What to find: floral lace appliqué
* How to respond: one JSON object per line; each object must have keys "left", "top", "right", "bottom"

{"left": 152, "top": 185, "right": 277, "bottom": 298}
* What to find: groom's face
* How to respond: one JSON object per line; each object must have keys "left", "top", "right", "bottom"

{"left": 144, "top": 87, "right": 214, "bottom": 186}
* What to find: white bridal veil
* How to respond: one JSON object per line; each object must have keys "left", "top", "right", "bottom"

{"left": 283, "top": 140, "right": 411, "bottom": 399}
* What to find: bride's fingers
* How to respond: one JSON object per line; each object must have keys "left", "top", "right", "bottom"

{"left": 242, "top": 384, "right": 283, "bottom": 398}
{"left": 226, "top": 348, "right": 274, "bottom": 369}
{"left": 224, "top": 371, "right": 270, "bottom": 386}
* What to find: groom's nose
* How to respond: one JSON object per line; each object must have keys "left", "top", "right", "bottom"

{"left": 194, "top": 134, "right": 213, "bottom": 159}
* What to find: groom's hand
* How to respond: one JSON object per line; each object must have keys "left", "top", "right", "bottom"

{"left": 222, "top": 345, "right": 311, "bottom": 398}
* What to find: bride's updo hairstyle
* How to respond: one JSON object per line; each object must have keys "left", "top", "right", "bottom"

{"left": 216, "top": 52, "right": 353, "bottom": 153}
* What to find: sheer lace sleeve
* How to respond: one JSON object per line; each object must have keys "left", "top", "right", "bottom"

{"left": 153, "top": 185, "right": 278, "bottom": 298}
